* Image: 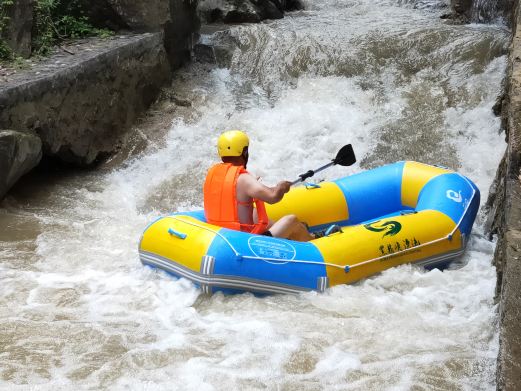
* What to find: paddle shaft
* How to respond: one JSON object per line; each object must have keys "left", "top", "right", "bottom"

{"left": 291, "top": 161, "right": 334, "bottom": 186}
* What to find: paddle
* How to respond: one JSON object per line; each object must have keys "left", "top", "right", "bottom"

{"left": 291, "top": 144, "right": 356, "bottom": 186}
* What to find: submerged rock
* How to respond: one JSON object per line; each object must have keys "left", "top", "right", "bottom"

{"left": 0, "top": 130, "right": 42, "bottom": 200}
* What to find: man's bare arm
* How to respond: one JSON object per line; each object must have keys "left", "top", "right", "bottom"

{"left": 238, "top": 174, "right": 291, "bottom": 204}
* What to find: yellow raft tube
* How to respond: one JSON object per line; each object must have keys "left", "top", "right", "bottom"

{"left": 139, "top": 161, "right": 480, "bottom": 295}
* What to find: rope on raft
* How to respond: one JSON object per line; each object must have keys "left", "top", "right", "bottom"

{"left": 169, "top": 173, "right": 476, "bottom": 273}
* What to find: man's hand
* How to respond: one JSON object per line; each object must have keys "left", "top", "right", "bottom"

{"left": 277, "top": 181, "right": 291, "bottom": 194}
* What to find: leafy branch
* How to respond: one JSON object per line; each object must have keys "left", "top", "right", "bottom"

{"left": 33, "top": 0, "right": 113, "bottom": 55}
{"left": 1, "top": 0, "right": 114, "bottom": 61}
{"left": 0, "top": 0, "right": 15, "bottom": 60}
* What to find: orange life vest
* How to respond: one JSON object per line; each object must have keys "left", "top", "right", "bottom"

{"left": 203, "top": 163, "right": 269, "bottom": 234}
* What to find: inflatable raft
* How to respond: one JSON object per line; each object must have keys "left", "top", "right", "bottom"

{"left": 139, "top": 161, "right": 480, "bottom": 295}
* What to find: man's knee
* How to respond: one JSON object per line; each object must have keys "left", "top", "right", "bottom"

{"left": 283, "top": 214, "right": 298, "bottom": 225}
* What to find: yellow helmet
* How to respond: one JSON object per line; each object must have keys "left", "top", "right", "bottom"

{"left": 217, "top": 130, "right": 249, "bottom": 157}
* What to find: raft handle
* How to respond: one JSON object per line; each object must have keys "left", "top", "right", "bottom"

{"left": 325, "top": 225, "right": 343, "bottom": 236}
{"left": 400, "top": 210, "right": 418, "bottom": 216}
{"left": 304, "top": 182, "right": 321, "bottom": 189}
{"left": 168, "top": 228, "right": 187, "bottom": 239}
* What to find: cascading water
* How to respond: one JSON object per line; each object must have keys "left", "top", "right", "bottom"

{"left": 0, "top": 0, "right": 510, "bottom": 389}
{"left": 462, "top": 0, "right": 513, "bottom": 24}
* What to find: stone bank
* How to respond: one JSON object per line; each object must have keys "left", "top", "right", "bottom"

{"left": 485, "top": 1, "right": 521, "bottom": 389}
{"left": 0, "top": 0, "right": 198, "bottom": 200}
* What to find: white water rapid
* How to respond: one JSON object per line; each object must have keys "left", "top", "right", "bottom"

{"left": 0, "top": 0, "right": 510, "bottom": 389}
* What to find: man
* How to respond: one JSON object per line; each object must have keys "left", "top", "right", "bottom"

{"left": 203, "top": 130, "right": 314, "bottom": 241}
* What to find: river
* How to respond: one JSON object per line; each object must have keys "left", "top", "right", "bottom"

{"left": 0, "top": 0, "right": 510, "bottom": 389}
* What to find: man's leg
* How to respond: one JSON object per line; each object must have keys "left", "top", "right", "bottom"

{"left": 268, "top": 214, "right": 314, "bottom": 242}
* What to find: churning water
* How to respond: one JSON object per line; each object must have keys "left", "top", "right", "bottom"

{"left": 0, "top": 0, "right": 510, "bottom": 389}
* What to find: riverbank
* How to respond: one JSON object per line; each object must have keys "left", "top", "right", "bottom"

{"left": 489, "top": 1, "right": 521, "bottom": 389}
{"left": 0, "top": 0, "right": 199, "bottom": 200}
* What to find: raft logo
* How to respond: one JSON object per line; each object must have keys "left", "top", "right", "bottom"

{"left": 247, "top": 236, "right": 296, "bottom": 264}
{"left": 446, "top": 189, "right": 462, "bottom": 203}
{"left": 364, "top": 220, "right": 402, "bottom": 237}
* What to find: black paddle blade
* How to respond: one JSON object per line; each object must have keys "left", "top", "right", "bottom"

{"left": 333, "top": 144, "right": 356, "bottom": 166}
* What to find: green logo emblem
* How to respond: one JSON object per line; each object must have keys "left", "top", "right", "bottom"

{"left": 364, "top": 220, "right": 402, "bottom": 237}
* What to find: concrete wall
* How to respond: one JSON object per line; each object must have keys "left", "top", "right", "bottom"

{"left": 0, "top": 0, "right": 199, "bottom": 200}
{"left": 0, "top": 33, "right": 170, "bottom": 167}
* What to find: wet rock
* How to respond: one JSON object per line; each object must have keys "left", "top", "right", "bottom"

{"left": 158, "top": 90, "right": 192, "bottom": 107}
{"left": 194, "top": 24, "right": 239, "bottom": 65}
{"left": 491, "top": 0, "right": 521, "bottom": 389}
{"left": 0, "top": 130, "right": 42, "bottom": 200}
{"left": 441, "top": 0, "right": 472, "bottom": 23}
{"left": 104, "top": 0, "right": 170, "bottom": 31}
{"left": 284, "top": 0, "right": 305, "bottom": 11}
{"left": 198, "top": 0, "right": 285, "bottom": 24}
{"left": 473, "top": 0, "right": 516, "bottom": 25}
{"left": 194, "top": 43, "right": 217, "bottom": 63}
{"left": 0, "top": 34, "right": 170, "bottom": 166}
{"left": 449, "top": 0, "right": 516, "bottom": 25}
{"left": 1, "top": 0, "right": 33, "bottom": 58}
{"left": 75, "top": 0, "right": 199, "bottom": 69}
{"left": 75, "top": 0, "right": 130, "bottom": 31}
{"left": 164, "top": 0, "right": 200, "bottom": 70}
{"left": 194, "top": 37, "right": 235, "bottom": 66}
{"left": 451, "top": 0, "right": 473, "bottom": 15}
{"left": 76, "top": 0, "right": 169, "bottom": 31}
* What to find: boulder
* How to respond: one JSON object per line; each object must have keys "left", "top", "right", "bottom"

{"left": 73, "top": 0, "right": 129, "bottom": 31}
{"left": 450, "top": 0, "right": 516, "bottom": 25}
{"left": 481, "top": 0, "right": 516, "bottom": 25}
{"left": 198, "top": 0, "right": 284, "bottom": 24}
{"left": 105, "top": 0, "right": 171, "bottom": 31}
{"left": 0, "top": 130, "right": 42, "bottom": 200}
{"left": 284, "top": 0, "right": 305, "bottom": 11}
{"left": 194, "top": 26, "right": 237, "bottom": 66}
{"left": 74, "top": 0, "right": 168, "bottom": 31}
{"left": 165, "top": 0, "right": 200, "bottom": 69}
{"left": 451, "top": 0, "right": 472, "bottom": 15}
{"left": 2, "top": 0, "right": 33, "bottom": 58}
{"left": 77, "top": 0, "right": 198, "bottom": 69}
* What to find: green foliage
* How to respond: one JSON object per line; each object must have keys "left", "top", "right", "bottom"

{"left": 0, "top": 0, "right": 13, "bottom": 60}
{"left": 1, "top": 0, "right": 113, "bottom": 61}
{"left": 0, "top": 47, "right": 11, "bottom": 64}
{"left": 0, "top": 40, "right": 12, "bottom": 61}
{"left": 33, "top": 0, "right": 113, "bottom": 55}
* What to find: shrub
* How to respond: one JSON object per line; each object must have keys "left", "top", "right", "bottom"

{"left": 1, "top": 0, "right": 113, "bottom": 62}
{"left": 0, "top": 0, "right": 14, "bottom": 61}
{"left": 33, "top": 0, "right": 113, "bottom": 55}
